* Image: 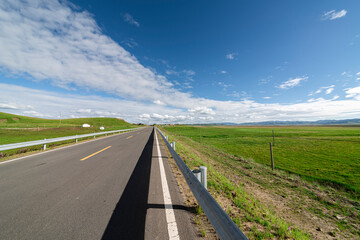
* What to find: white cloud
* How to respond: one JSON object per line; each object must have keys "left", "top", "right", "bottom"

{"left": 0, "top": 0, "right": 192, "bottom": 107}
{"left": 0, "top": 83, "right": 179, "bottom": 123}
{"left": 198, "top": 116, "right": 214, "bottom": 121}
{"left": 220, "top": 70, "right": 227, "bottom": 74}
{"left": 23, "top": 110, "right": 48, "bottom": 118}
{"left": 76, "top": 109, "right": 92, "bottom": 114}
{"left": 0, "top": 102, "right": 33, "bottom": 110}
{"left": 153, "top": 100, "right": 166, "bottom": 106}
{"left": 309, "top": 85, "right": 335, "bottom": 96}
{"left": 278, "top": 76, "right": 308, "bottom": 89}
{"left": 188, "top": 106, "right": 216, "bottom": 115}
{"left": 345, "top": 86, "right": 360, "bottom": 100}
{"left": 123, "top": 13, "right": 140, "bottom": 27}
{"left": 183, "top": 70, "right": 195, "bottom": 76}
{"left": 226, "top": 53, "right": 237, "bottom": 60}
{"left": 1, "top": 83, "right": 360, "bottom": 124}
{"left": 357, "top": 72, "right": 360, "bottom": 76}
{"left": 325, "top": 87, "right": 334, "bottom": 94}
{"left": 263, "top": 97, "right": 271, "bottom": 99}
{"left": 138, "top": 113, "right": 192, "bottom": 123}
{"left": 322, "top": 9, "right": 347, "bottom": 21}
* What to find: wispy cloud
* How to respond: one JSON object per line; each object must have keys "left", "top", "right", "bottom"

{"left": 309, "top": 85, "right": 335, "bottom": 96}
{"left": 123, "top": 13, "right": 140, "bottom": 27}
{"left": 274, "top": 61, "right": 288, "bottom": 71}
{"left": 278, "top": 76, "right": 308, "bottom": 89}
{"left": 322, "top": 9, "right": 347, "bottom": 21}
{"left": 165, "top": 69, "right": 196, "bottom": 89}
{"left": 183, "top": 69, "right": 195, "bottom": 76}
{"left": 258, "top": 76, "right": 272, "bottom": 85}
{"left": 350, "top": 34, "right": 360, "bottom": 46}
{"left": 226, "top": 53, "right": 237, "bottom": 60}
{"left": 217, "top": 81, "right": 232, "bottom": 91}
{"left": 121, "top": 38, "right": 138, "bottom": 48}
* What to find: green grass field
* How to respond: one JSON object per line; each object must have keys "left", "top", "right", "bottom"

{"left": 162, "top": 125, "right": 360, "bottom": 195}
{"left": 0, "top": 112, "right": 137, "bottom": 145}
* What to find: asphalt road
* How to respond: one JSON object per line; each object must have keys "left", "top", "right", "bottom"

{"left": 0, "top": 127, "right": 197, "bottom": 239}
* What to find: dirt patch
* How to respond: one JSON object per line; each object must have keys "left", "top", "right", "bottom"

{"left": 12, "top": 118, "right": 19, "bottom": 121}
{"left": 0, "top": 119, "right": 7, "bottom": 123}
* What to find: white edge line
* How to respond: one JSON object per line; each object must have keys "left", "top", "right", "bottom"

{"left": 0, "top": 128, "right": 144, "bottom": 166}
{"left": 155, "top": 130, "right": 180, "bottom": 240}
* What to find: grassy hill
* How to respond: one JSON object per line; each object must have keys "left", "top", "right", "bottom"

{"left": 0, "top": 112, "right": 138, "bottom": 145}
{"left": 0, "top": 112, "right": 134, "bottom": 129}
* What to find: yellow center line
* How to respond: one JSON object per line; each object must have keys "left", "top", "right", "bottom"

{"left": 126, "top": 135, "right": 133, "bottom": 139}
{"left": 80, "top": 146, "right": 112, "bottom": 161}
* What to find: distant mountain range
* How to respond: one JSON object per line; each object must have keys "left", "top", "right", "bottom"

{"left": 196, "top": 118, "right": 360, "bottom": 126}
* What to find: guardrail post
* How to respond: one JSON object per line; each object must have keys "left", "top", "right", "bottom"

{"left": 170, "top": 141, "right": 175, "bottom": 151}
{"left": 192, "top": 169, "right": 201, "bottom": 182}
{"left": 43, "top": 139, "right": 46, "bottom": 151}
{"left": 75, "top": 137, "right": 78, "bottom": 143}
{"left": 93, "top": 135, "right": 95, "bottom": 139}
{"left": 165, "top": 135, "right": 168, "bottom": 140}
{"left": 200, "top": 166, "right": 207, "bottom": 189}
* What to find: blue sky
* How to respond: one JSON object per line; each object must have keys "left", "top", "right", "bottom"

{"left": 0, "top": 0, "right": 359, "bottom": 123}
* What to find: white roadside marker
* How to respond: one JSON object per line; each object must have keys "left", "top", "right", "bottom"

{"left": 155, "top": 131, "right": 180, "bottom": 240}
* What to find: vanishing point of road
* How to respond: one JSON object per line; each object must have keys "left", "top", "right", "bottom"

{"left": 0, "top": 127, "right": 198, "bottom": 239}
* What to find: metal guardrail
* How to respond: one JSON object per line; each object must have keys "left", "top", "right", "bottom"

{"left": 156, "top": 128, "right": 248, "bottom": 240}
{"left": 0, "top": 127, "right": 144, "bottom": 152}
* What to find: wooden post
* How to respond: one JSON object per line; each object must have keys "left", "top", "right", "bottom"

{"left": 272, "top": 130, "right": 275, "bottom": 146}
{"left": 270, "top": 142, "right": 274, "bottom": 170}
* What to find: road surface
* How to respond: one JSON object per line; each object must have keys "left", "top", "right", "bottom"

{"left": 0, "top": 127, "right": 197, "bottom": 239}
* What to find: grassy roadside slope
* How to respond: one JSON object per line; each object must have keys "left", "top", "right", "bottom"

{"left": 0, "top": 112, "right": 135, "bottom": 129}
{"left": 163, "top": 125, "right": 360, "bottom": 196}
{"left": 0, "top": 112, "right": 139, "bottom": 159}
{"left": 159, "top": 126, "right": 360, "bottom": 239}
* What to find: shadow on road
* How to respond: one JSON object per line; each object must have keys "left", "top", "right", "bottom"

{"left": 102, "top": 129, "right": 194, "bottom": 239}
{"left": 101, "top": 129, "right": 154, "bottom": 240}
{"left": 146, "top": 203, "right": 195, "bottom": 212}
